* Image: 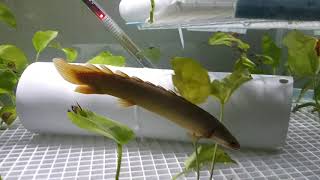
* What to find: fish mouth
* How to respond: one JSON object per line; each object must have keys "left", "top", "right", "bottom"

{"left": 229, "top": 141, "right": 241, "bottom": 150}
{"left": 210, "top": 129, "right": 240, "bottom": 150}
{"left": 212, "top": 136, "right": 240, "bottom": 150}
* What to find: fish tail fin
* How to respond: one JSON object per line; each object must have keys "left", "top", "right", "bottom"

{"left": 53, "top": 58, "right": 96, "bottom": 85}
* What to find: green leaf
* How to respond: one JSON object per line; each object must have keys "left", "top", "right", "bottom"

{"left": 234, "top": 55, "right": 257, "bottom": 73}
{"left": 32, "top": 30, "right": 58, "bottom": 54}
{"left": 262, "top": 35, "right": 282, "bottom": 70}
{"left": 0, "top": 94, "right": 15, "bottom": 107}
{"left": 0, "top": 106, "right": 17, "bottom": 126}
{"left": 140, "top": 47, "right": 161, "bottom": 63}
{"left": 185, "top": 144, "right": 236, "bottom": 170}
{"left": 49, "top": 42, "right": 78, "bottom": 62}
{"left": 283, "top": 30, "right": 319, "bottom": 77}
{"left": 0, "top": 45, "right": 28, "bottom": 73}
{"left": 256, "top": 55, "right": 274, "bottom": 65}
{"left": 174, "top": 144, "right": 236, "bottom": 179}
{"left": 0, "top": 3, "right": 16, "bottom": 28}
{"left": 209, "top": 32, "right": 250, "bottom": 52}
{"left": 171, "top": 57, "right": 210, "bottom": 104}
{"left": 87, "top": 51, "right": 126, "bottom": 66}
{"left": 67, "top": 104, "right": 135, "bottom": 145}
{"left": 211, "top": 68, "right": 252, "bottom": 104}
{"left": 62, "top": 48, "right": 78, "bottom": 62}
{"left": 0, "top": 69, "right": 17, "bottom": 95}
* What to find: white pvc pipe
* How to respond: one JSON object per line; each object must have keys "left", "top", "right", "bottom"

{"left": 16, "top": 62, "right": 293, "bottom": 149}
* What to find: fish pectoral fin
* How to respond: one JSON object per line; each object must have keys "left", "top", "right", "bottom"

{"left": 187, "top": 132, "right": 202, "bottom": 141}
{"left": 53, "top": 58, "right": 93, "bottom": 85}
{"left": 118, "top": 98, "right": 136, "bottom": 107}
{"left": 75, "top": 85, "right": 97, "bottom": 94}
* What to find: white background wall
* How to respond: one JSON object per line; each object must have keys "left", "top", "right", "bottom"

{"left": 0, "top": 0, "right": 277, "bottom": 72}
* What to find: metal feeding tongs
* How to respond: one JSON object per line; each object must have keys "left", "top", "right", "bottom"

{"left": 81, "top": 0, "right": 155, "bottom": 68}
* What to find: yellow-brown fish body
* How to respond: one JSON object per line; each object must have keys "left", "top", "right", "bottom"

{"left": 53, "top": 58, "right": 240, "bottom": 150}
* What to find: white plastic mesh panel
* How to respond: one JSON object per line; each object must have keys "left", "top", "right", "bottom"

{"left": 1, "top": 108, "right": 320, "bottom": 180}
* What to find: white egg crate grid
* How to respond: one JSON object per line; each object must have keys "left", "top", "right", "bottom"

{"left": 1, "top": 108, "right": 320, "bottom": 180}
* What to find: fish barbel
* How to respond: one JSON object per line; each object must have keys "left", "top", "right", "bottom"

{"left": 53, "top": 58, "right": 240, "bottom": 150}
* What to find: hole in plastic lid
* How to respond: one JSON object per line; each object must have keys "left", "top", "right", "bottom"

{"left": 279, "top": 79, "right": 289, "bottom": 84}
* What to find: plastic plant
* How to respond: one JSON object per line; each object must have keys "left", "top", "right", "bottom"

{"left": 32, "top": 30, "right": 78, "bottom": 63}
{"left": 173, "top": 144, "right": 236, "bottom": 180}
{"left": 171, "top": 57, "right": 251, "bottom": 179}
{"left": 259, "top": 35, "right": 282, "bottom": 75}
{"left": 210, "top": 32, "right": 281, "bottom": 75}
{"left": 209, "top": 68, "right": 252, "bottom": 179}
{"left": 33, "top": 31, "right": 58, "bottom": 62}
{"left": 0, "top": 2, "right": 78, "bottom": 129}
{"left": 0, "top": 3, "right": 26, "bottom": 129}
{"left": 283, "top": 30, "right": 320, "bottom": 118}
{"left": 208, "top": 32, "right": 254, "bottom": 73}
{"left": 171, "top": 57, "right": 212, "bottom": 180}
{"left": 0, "top": 3, "right": 16, "bottom": 28}
{"left": 171, "top": 32, "right": 259, "bottom": 179}
{"left": 0, "top": 28, "right": 77, "bottom": 129}
{"left": 67, "top": 104, "right": 135, "bottom": 180}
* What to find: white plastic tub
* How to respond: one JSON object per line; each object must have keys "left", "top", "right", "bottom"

{"left": 119, "top": 0, "right": 320, "bottom": 29}
{"left": 16, "top": 62, "right": 293, "bottom": 149}
{"left": 120, "top": 0, "right": 236, "bottom": 24}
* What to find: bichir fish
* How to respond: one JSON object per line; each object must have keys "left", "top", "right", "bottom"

{"left": 53, "top": 58, "right": 240, "bottom": 150}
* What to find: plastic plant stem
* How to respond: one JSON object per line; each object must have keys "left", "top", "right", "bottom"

{"left": 313, "top": 76, "right": 320, "bottom": 117}
{"left": 272, "top": 68, "right": 276, "bottom": 76}
{"left": 192, "top": 138, "right": 200, "bottom": 180}
{"left": 10, "top": 95, "right": 15, "bottom": 105}
{"left": 149, "top": 0, "right": 155, "bottom": 23}
{"left": 313, "top": 77, "right": 318, "bottom": 104}
{"left": 172, "top": 170, "right": 187, "bottom": 180}
{"left": 292, "top": 102, "right": 317, "bottom": 112}
{"left": 115, "top": 143, "right": 123, "bottom": 180}
{"left": 35, "top": 53, "right": 40, "bottom": 62}
{"left": 0, "top": 120, "right": 4, "bottom": 130}
{"left": 209, "top": 103, "right": 225, "bottom": 180}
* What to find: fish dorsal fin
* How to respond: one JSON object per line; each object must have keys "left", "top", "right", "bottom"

{"left": 142, "top": 81, "right": 180, "bottom": 97}
{"left": 168, "top": 90, "right": 177, "bottom": 95}
{"left": 132, "top": 76, "right": 143, "bottom": 82}
{"left": 53, "top": 59, "right": 187, "bottom": 102}
{"left": 130, "top": 77, "right": 180, "bottom": 98}
{"left": 145, "top": 81, "right": 156, "bottom": 87}
{"left": 115, "top": 70, "right": 129, "bottom": 78}
{"left": 99, "top": 65, "right": 113, "bottom": 74}
{"left": 157, "top": 85, "right": 167, "bottom": 91}
{"left": 85, "top": 63, "right": 101, "bottom": 72}
{"left": 118, "top": 98, "right": 136, "bottom": 107}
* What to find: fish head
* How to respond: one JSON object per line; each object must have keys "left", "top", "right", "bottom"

{"left": 209, "top": 124, "right": 240, "bottom": 150}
